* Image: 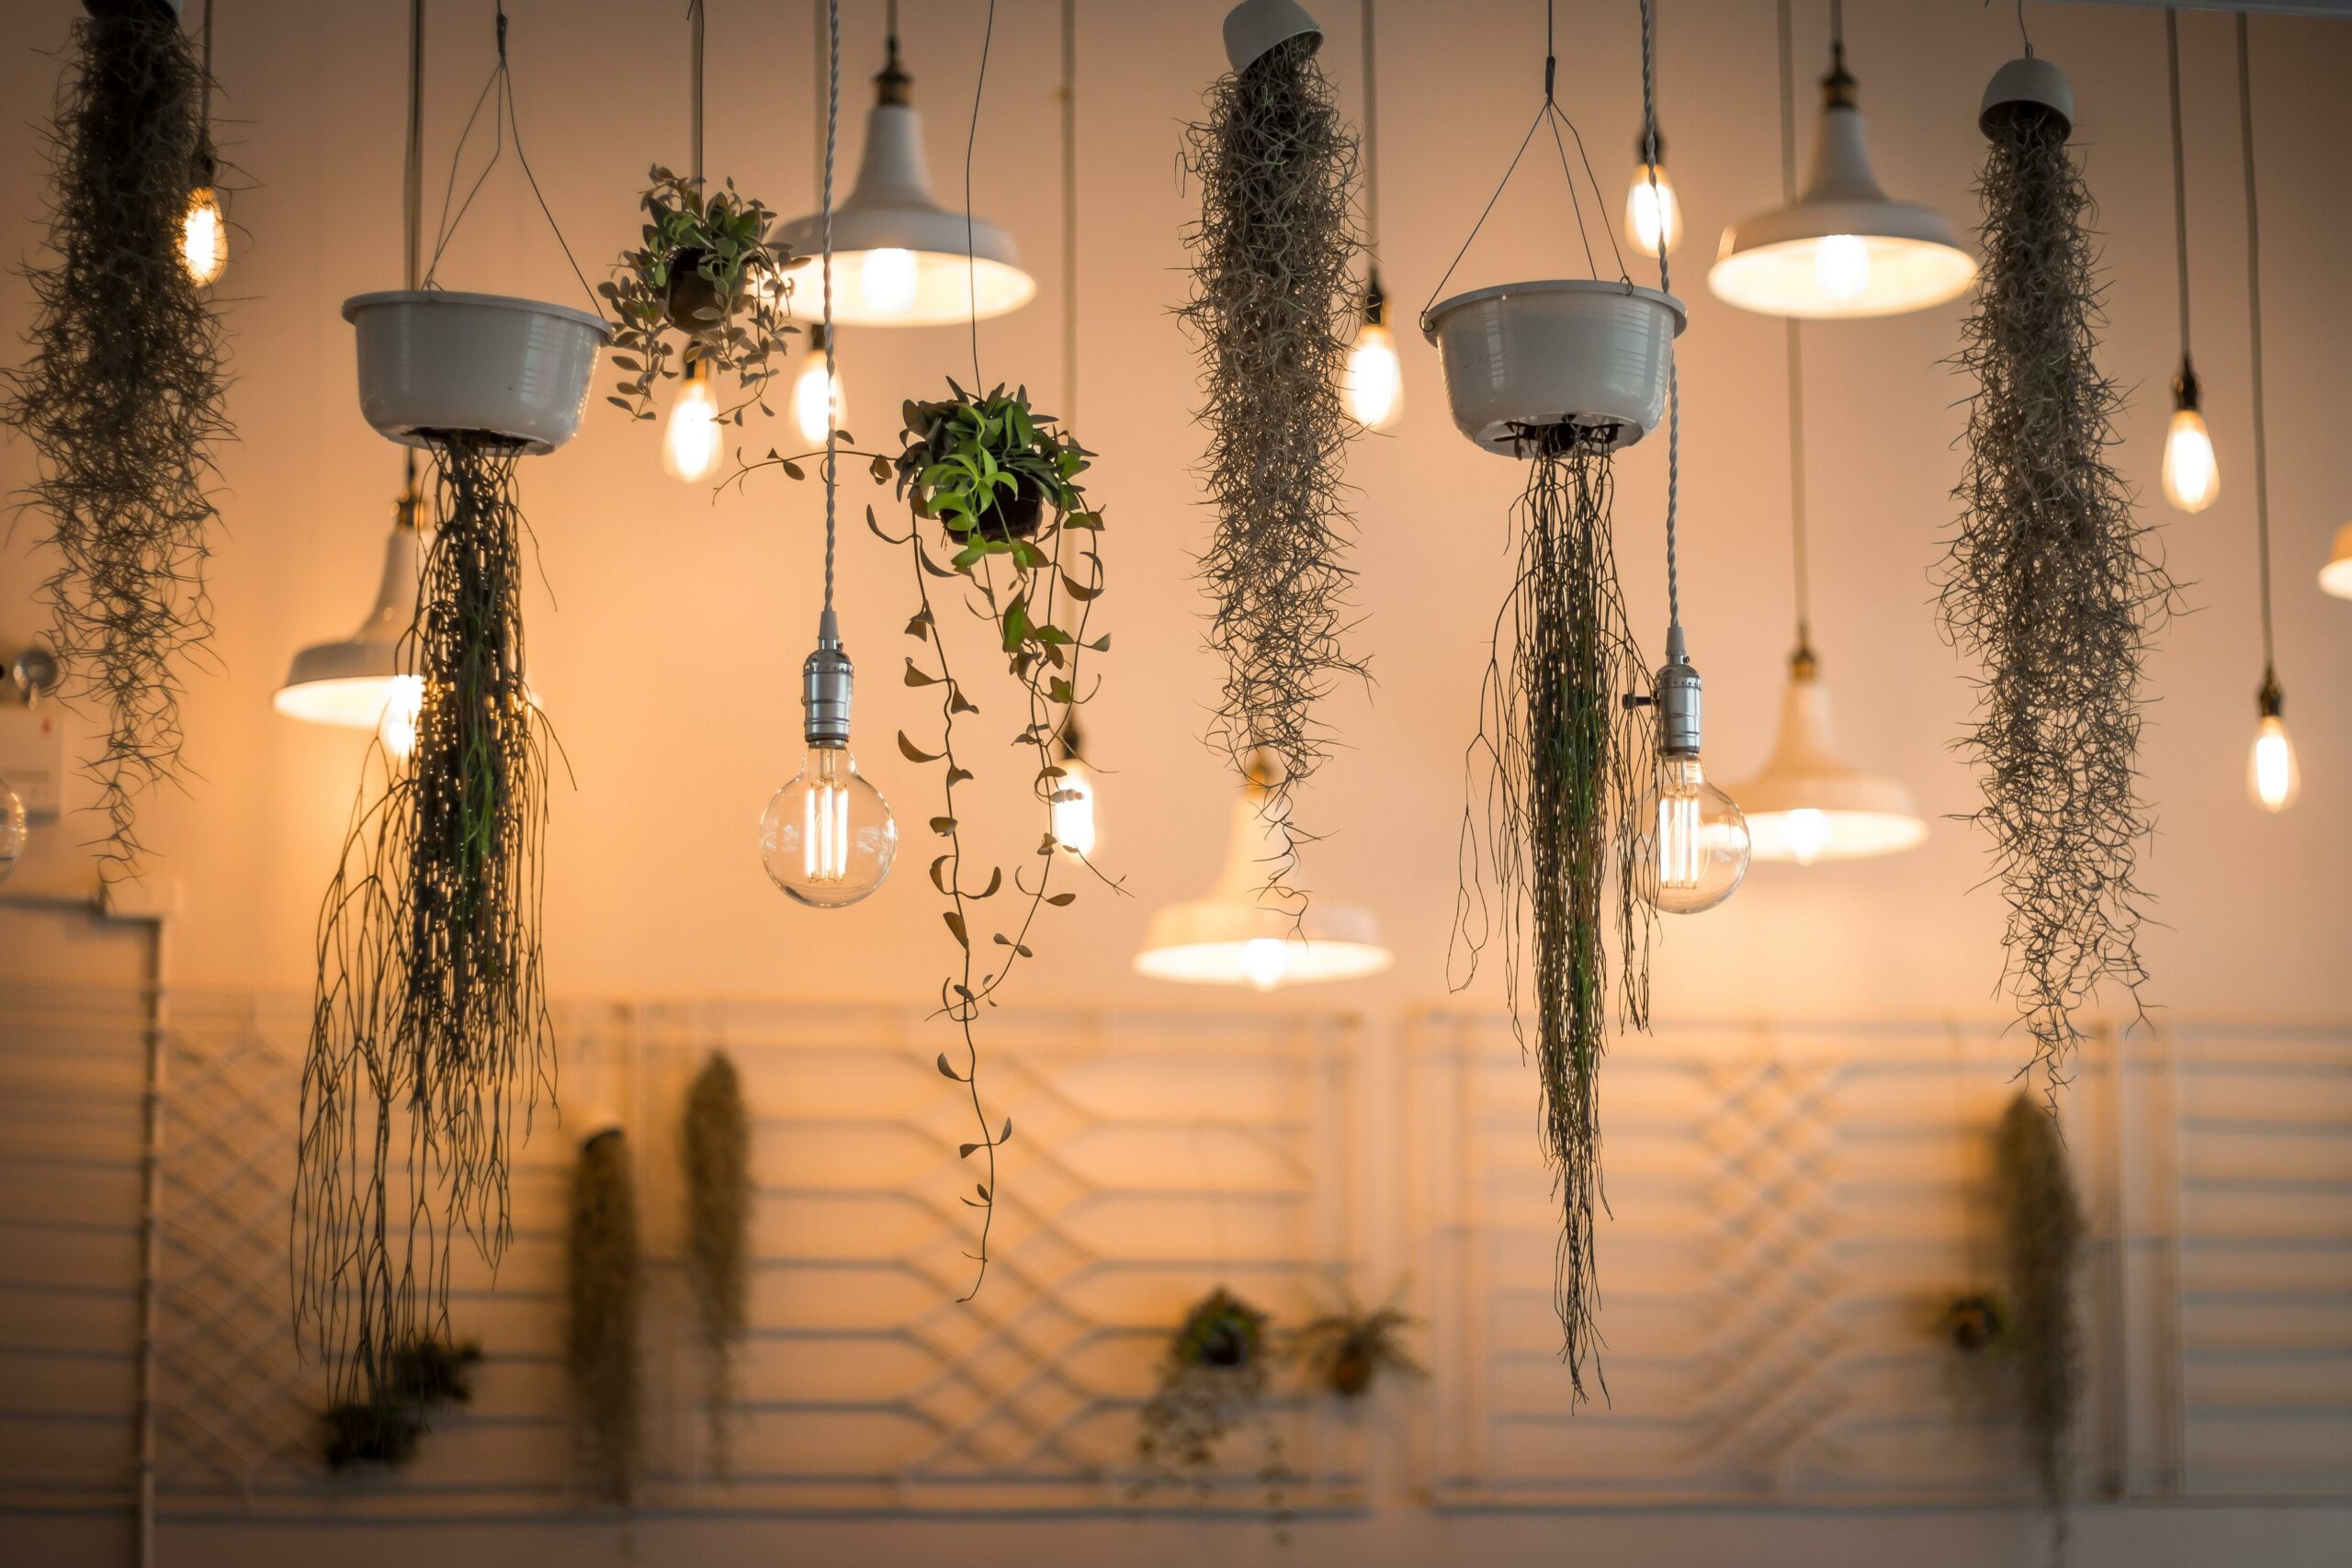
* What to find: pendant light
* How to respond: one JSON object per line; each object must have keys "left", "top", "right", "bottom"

{"left": 1342, "top": 0, "right": 1402, "bottom": 431}
{"left": 1135, "top": 751, "right": 1388, "bottom": 991}
{"left": 1709, "top": 0, "right": 1973, "bottom": 319}
{"left": 2233, "top": 15, "right": 2299, "bottom": 815}
{"left": 1732, "top": 0, "right": 1923, "bottom": 864}
{"left": 776, "top": 0, "right": 1034, "bottom": 327}
{"left": 2321, "top": 523, "right": 2352, "bottom": 600}
{"left": 1049, "top": 0, "right": 1101, "bottom": 860}
{"left": 275, "top": 0, "right": 429, "bottom": 752}
{"left": 1620, "top": 18, "right": 1679, "bottom": 256}
{"left": 662, "top": 1, "right": 723, "bottom": 485}
{"left": 2159, "top": 8, "right": 2217, "bottom": 513}
{"left": 760, "top": 0, "right": 899, "bottom": 906}
{"left": 179, "top": 0, "right": 228, "bottom": 286}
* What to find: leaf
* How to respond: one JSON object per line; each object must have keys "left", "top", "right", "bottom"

{"left": 976, "top": 1183, "right": 990, "bottom": 1201}
{"left": 936, "top": 1052, "right": 960, "bottom": 1080}
{"left": 944, "top": 911, "right": 969, "bottom": 949}
{"left": 945, "top": 765, "right": 974, "bottom": 786}
{"left": 903, "top": 660, "right": 940, "bottom": 688}
{"left": 899, "top": 731, "right": 942, "bottom": 762}
{"left": 959, "top": 1142, "right": 981, "bottom": 1158}
{"left": 1046, "top": 892, "right": 1077, "bottom": 907}
{"left": 781, "top": 459, "right": 806, "bottom": 481}
{"left": 929, "top": 854, "right": 952, "bottom": 893}
{"left": 930, "top": 815, "right": 958, "bottom": 835}
{"left": 1000, "top": 1117, "right": 1013, "bottom": 1145}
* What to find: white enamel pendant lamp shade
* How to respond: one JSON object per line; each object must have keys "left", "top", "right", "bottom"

{"left": 1710, "top": 40, "right": 1973, "bottom": 319}
{"left": 2322, "top": 523, "right": 2352, "bottom": 600}
{"left": 1135, "top": 756, "right": 1391, "bottom": 992}
{"left": 1736, "top": 650, "right": 1927, "bottom": 864}
{"left": 776, "top": 39, "right": 1034, "bottom": 327}
{"left": 275, "top": 485, "right": 421, "bottom": 733}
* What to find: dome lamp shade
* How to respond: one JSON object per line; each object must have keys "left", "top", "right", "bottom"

{"left": 1734, "top": 649, "right": 1928, "bottom": 864}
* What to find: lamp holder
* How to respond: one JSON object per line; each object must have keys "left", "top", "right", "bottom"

{"left": 802, "top": 608, "right": 853, "bottom": 747}
{"left": 876, "top": 31, "right": 911, "bottom": 106}
{"left": 2256, "top": 666, "right": 2283, "bottom": 720}
{"left": 1626, "top": 624, "right": 1702, "bottom": 758}
{"left": 2173, "top": 356, "right": 2202, "bottom": 413}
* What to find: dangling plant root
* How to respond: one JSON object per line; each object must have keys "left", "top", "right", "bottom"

{"left": 1944, "top": 103, "right": 2176, "bottom": 1099}
{"left": 294, "top": 435, "right": 557, "bottom": 1416}
{"left": 567, "top": 1129, "right": 641, "bottom": 1506}
{"left": 2, "top": 6, "right": 229, "bottom": 880}
{"left": 681, "top": 1051, "right": 750, "bottom": 1471}
{"left": 1450, "top": 429, "right": 1653, "bottom": 1400}
{"left": 1181, "top": 33, "right": 1363, "bottom": 903}
{"left": 1996, "top": 1092, "right": 2085, "bottom": 1561}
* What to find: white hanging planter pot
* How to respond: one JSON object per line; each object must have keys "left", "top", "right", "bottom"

{"left": 1422, "top": 280, "right": 1684, "bottom": 457}
{"left": 344, "top": 290, "right": 612, "bottom": 455}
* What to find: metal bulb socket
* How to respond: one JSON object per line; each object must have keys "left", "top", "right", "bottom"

{"left": 1654, "top": 625, "right": 1704, "bottom": 758}
{"left": 802, "top": 609, "right": 854, "bottom": 747}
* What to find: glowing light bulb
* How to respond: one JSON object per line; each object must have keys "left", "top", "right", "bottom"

{"left": 790, "top": 330, "right": 843, "bottom": 447}
{"left": 1814, "top": 233, "right": 1871, "bottom": 302}
{"left": 181, "top": 186, "right": 227, "bottom": 285}
{"left": 1345, "top": 319, "right": 1403, "bottom": 431}
{"left": 2247, "top": 713, "right": 2301, "bottom": 815}
{"left": 858, "top": 247, "right": 919, "bottom": 318}
{"left": 2161, "top": 408, "right": 2218, "bottom": 513}
{"left": 1779, "top": 807, "right": 1834, "bottom": 867}
{"left": 0, "top": 771, "right": 26, "bottom": 886}
{"left": 378, "top": 673, "right": 424, "bottom": 762}
{"left": 1238, "top": 937, "right": 1292, "bottom": 992}
{"left": 1051, "top": 754, "right": 1098, "bottom": 857}
{"left": 1624, "top": 162, "right": 1681, "bottom": 257}
{"left": 1639, "top": 754, "right": 1752, "bottom": 914}
{"left": 663, "top": 363, "right": 723, "bottom": 483}
{"left": 761, "top": 744, "right": 897, "bottom": 908}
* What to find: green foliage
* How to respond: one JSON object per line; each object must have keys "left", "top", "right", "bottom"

{"left": 567, "top": 1129, "right": 641, "bottom": 1506}
{"left": 682, "top": 1052, "right": 751, "bottom": 1472}
{"left": 1996, "top": 1093, "right": 2086, "bottom": 1558}
{"left": 318, "top": 1337, "right": 481, "bottom": 1470}
{"left": 1136, "top": 1288, "right": 1288, "bottom": 1517}
{"left": 1295, "top": 1287, "right": 1423, "bottom": 1400}
{"left": 602, "top": 166, "right": 796, "bottom": 423}
{"left": 894, "top": 379, "right": 1093, "bottom": 545}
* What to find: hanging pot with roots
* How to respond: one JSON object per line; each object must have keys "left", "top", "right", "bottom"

{"left": 345, "top": 289, "right": 613, "bottom": 454}
{"left": 1422, "top": 279, "right": 1684, "bottom": 455}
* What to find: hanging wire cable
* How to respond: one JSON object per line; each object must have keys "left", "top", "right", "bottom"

{"left": 1639, "top": 0, "right": 1679, "bottom": 632}
{"left": 2235, "top": 12, "right": 2274, "bottom": 676}
{"left": 822, "top": 0, "right": 839, "bottom": 616}
{"left": 962, "top": 0, "right": 999, "bottom": 387}
{"left": 198, "top": 0, "right": 214, "bottom": 143}
{"left": 1059, "top": 0, "right": 1077, "bottom": 421}
{"left": 1776, "top": 0, "right": 1812, "bottom": 649}
{"left": 1361, "top": 0, "right": 1381, "bottom": 258}
{"left": 2165, "top": 7, "right": 2192, "bottom": 361}
{"left": 405, "top": 0, "right": 424, "bottom": 290}
{"left": 688, "top": 0, "right": 705, "bottom": 188}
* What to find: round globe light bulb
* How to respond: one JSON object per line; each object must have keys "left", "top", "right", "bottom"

{"left": 1638, "top": 754, "right": 1752, "bottom": 914}
{"left": 2160, "top": 406, "right": 2218, "bottom": 513}
{"left": 181, "top": 186, "right": 227, "bottom": 286}
{"left": 1813, "top": 233, "right": 1871, "bottom": 302}
{"left": 1624, "top": 162, "right": 1681, "bottom": 257}
{"left": 761, "top": 744, "right": 898, "bottom": 908}
{"left": 858, "top": 247, "right": 920, "bottom": 317}
{"left": 1344, "top": 320, "right": 1403, "bottom": 431}
{"left": 2247, "top": 713, "right": 2301, "bottom": 814}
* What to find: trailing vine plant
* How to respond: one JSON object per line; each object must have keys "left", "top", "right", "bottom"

{"left": 1944, "top": 64, "right": 2175, "bottom": 1099}
{"left": 1996, "top": 1090, "right": 2085, "bottom": 1561}
{"left": 567, "top": 1127, "right": 641, "bottom": 1506}
{"left": 2, "top": 0, "right": 230, "bottom": 880}
{"left": 295, "top": 436, "right": 558, "bottom": 1421}
{"left": 602, "top": 167, "right": 796, "bottom": 423}
{"left": 1180, "top": 20, "right": 1364, "bottom": 906}
{"left": 1450, "top": 427, "right": 1654, "bottom": 1403}
{"left": 681, "top": 1050, "right": 751, "bottom": 1470}
{"left": 1134, "top": 1286, "right": 1291, "bottom": 1524}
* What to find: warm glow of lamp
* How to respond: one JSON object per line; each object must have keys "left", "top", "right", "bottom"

{"left": 2247, "top": 679, "right": 2301, "bottom": 814}
{"left": 1344, "top": 276, "right": 1403, "bottom": 432}
{"left": 181, "top": 186, "right": 228, "bottom": 286}
{"left": 276, "top": 483, "right": 424, "bottom": 743}
{"left": 663, "top": 361, "right": 722, "bottom": 482}
{"left": 1735, "top": 649, "right": 1928, "bottom": 863}
{"left": 1134, "top": 754, "right": 1390, "bottom": 991}
{"left": 2317, "top": 522, "right": 2352, "bottom": 601}
{"left": 1625, "top": 160, "right": 1681, "bottom": 257}
{"left": 790, "top": 325, "right": 844, "bottom": 446}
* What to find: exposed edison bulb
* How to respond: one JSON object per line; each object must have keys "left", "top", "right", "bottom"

{"left": 1345, "top": 319, "right": 1403, "bottom": 431}
{"left": 761, "top": 744, "right": 897, "bottom": 908}
{"left": 2161, "top": 408, "right": 2218, "bottom": 513}
{"left": 663, "top": 362, "right": 722, "bottom": 482}
{"left": 790, "top": 331, "right": 843, "bottom": 447}
{"left": 0, "top": 770, "right": 26, "bottom": 886}
{"left": 378, "top": 673, "right": 424, "bottom": 762}
{"left": 1639, "top": 754, "right": 1752, "bottom": 914}
{"left": 1814, "top": 233, "right": 1871, "bottom": 303}
{"left": 2247, "top": 713, "right": 2301, "bottom": 814}
{"left": 858, "top": 247, "right": 920, "bottom": 318}
{"left": 1051, "top": 754, "right": 1098, "bottom": 857}
{"left": 1624, "top": 162, "right": 1681, "bottom": 257}
{"left": 181, "top": 186, "right": 227, "bottom": 285}
{"left": 1238, "top": 937, "right": 1292, "bottom": 992}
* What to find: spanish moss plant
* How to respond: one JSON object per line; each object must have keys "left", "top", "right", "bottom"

{"left": 2, "top": 0, "right": 229, "bottom": 880}
{"left": 682, "top": 1051, "right": 750, "bottom": 1470}
{"left": 568, "top": 1128, "right": 641, "bottom": 1506}
{"left": 1996, "top": 1092, "right": 2085, "bottom": 1560}
{"left": 294, "top": 436, "right": 556, "bottom": 1417}
{"left": 1944, "top": 85, "right": 2176, "bottom": 1099}
{"left": 1181, "top": 30, "right": 1363, "bottom": 902}
{"left": 1135, "top": 1287, "right": 1289, "bottom": 1521}
{"left": 1451, "top": 428, "right": 1654, "bottom": 1401}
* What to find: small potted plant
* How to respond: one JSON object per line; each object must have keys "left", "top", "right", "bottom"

{"left": 1295, "top": 1288, "right": 1423, "bottom": 1399}
{"left": 603, "top": 166, "right": 797, "bottom": 423}
{"left": 318, "top": 1337, "right": 482, "bottom": 1470}
{"left": 1136, "top": 1287, "right": 1279, "bottom": 1486}
{"left": 894, "top": 379, "right": 1091, "bottom": 547}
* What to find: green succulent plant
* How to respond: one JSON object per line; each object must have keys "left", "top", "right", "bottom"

{"left": 602, "top": 166, "right": 796, "bottom": 423}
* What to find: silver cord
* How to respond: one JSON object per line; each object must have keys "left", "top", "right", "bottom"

{"left": 1640, "top": 0, "right": 1679, "bottom": 634}
{"left": 822, "top": 0, "right": 838, "bottom": 619}
{"left": 2165, "top": 7, "right": 2192, "bottom": 361}
{"left": 2235, "top": 13, "right": 2275, "bottom": 675}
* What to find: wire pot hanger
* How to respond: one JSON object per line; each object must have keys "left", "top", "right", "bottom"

{"left": 1419, "top": 0, "right": 1632, "bottom": 331}
{"left": 422, "top": 0, "right": 603, "bottom": 321}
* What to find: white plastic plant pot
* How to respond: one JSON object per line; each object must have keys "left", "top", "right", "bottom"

{"left": 344, "top": 290, "right": 613, "bottom": 455}
{"left": 1224, "top": 0, "right": 1321, "bottom": 73}
{"left": 1422, "top": 280, "right": 1685, "bottom": 456}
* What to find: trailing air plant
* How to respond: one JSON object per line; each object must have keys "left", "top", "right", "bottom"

{"left": 1452, "top": 428, "right": 1655, "bottom": 1401}
{"left": 568, "top": 1127, "right": 641, "bottom": 1506}
{"left": 603, "top": 167, "right": 796, "bottom": 423}
{"left": 1180, "top": 17, "right": 1363, "bottom": 904}
{"left": 2, "top": 0, "right": 230, "bottom": 880}
{"left": 1135, "top": 1286, "right": 1290, "bottom": 1521}
{"left": 318, "top": 1337, "right": 483, "bottom": 1471}
{"left": 1944, "top": 60, "right": 2176, "bottom": 1099}
{"left": 1996, "top": 1091, "right": 2086, "bottom": 1561}
{"left": 1295, "top": 1285, "right": 1424, "bottom": 1401}
{"left": 295, "top": 436, "right": 558, "bottom": 1418}
{"left": 681, "top": 1051, "right": 751, "bottom": 1470}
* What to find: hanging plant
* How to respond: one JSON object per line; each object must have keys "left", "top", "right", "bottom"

{"left": 318, "top": 1337, "right": 483, "bottom": 1471}
{"left": 603, "top": 167, "right": 796, "bottom": 423}
{"left": 1180, "top": 3, "right": 1364, "bottom": 899}
{"left": 1, "top": 0, "right": 231, "bottom": 879}
{"left": 1295, "top": 1285, "right": 1423, "bottom": 1400}
{"left": 1135, "top": 1286, "right": 1289, "bottom": 1517}
{"left": 568, "top": 1127, "right": 642, "bottom": 1506}
{"left": 1943, "top": 57, "right": 2176, "bottom": 1096}
{"left": 681, "top": 1051, "right": 751, "bottom": 1471}
{"left": 874, "top": 379, "right": 1111, "bottom": 1299}
{"left": 1996, "top": 1091, "right": 2086, "bottom": 1559}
